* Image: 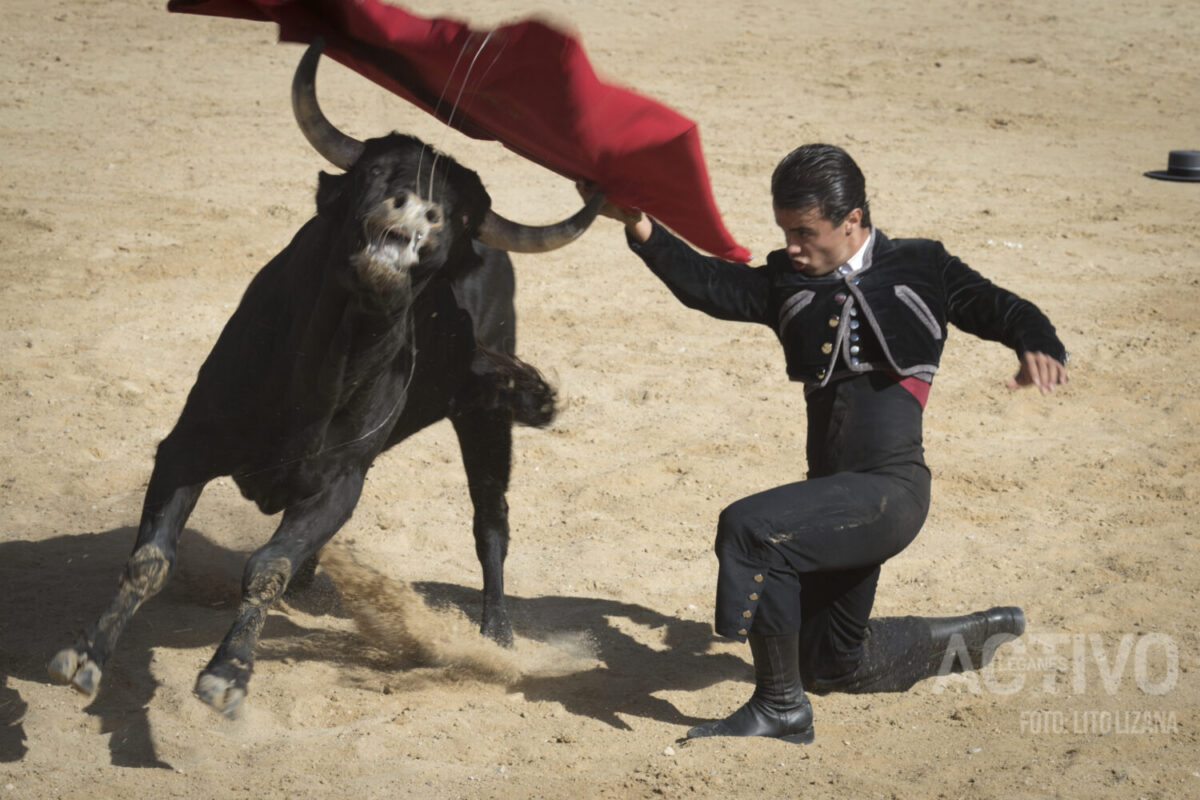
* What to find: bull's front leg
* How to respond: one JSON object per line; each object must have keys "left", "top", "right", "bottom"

{"left": 48, "top": 475, "right": 204, "bottom": 697}
{"left": 194, "top": 471, "right": 364, "bottom": 717}
{"left": 451, "top": 409, "right": 514, "bottom": 647}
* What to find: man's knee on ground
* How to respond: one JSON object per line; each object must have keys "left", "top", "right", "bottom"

{"left": 799, "top": 647, "right": 864, "bottom": 693}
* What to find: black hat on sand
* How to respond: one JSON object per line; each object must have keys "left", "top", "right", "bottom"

{"left": 1144, "top": 150, "right": 1200, "bottom": 182}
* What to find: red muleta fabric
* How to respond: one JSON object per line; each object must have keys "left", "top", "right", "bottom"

{"left": 167, "top": 0, "right": 751, "bottom": 262}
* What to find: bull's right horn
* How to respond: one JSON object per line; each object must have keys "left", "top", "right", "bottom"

{"left": 292, "top": 39, "right": 365, "bottom": 171}
{"left": 476, "top": 192, "right": 605, "bottom": 254}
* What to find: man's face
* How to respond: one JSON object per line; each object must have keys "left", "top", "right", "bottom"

{"left": 774, "top": 205, "right": 863, "bottom": 276}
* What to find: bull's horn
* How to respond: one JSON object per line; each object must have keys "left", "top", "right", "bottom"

{"left": 292, "top": 39, "right": 364, "bottom": 171}
{"left": 476, "top": 192, "right": 605, "bottom": 253}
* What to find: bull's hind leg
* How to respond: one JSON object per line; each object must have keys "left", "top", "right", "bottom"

{"left": 49, "top": 477, "right": 204, "bottom": 697}
{"left": 194, "top": 472, "right": 363, "bottom": 717}
{"left": 451, "top": 409, "right": 515, "bottom": 646}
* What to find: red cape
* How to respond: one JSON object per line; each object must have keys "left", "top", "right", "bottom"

{"left": 167, "top": 0, "right": 751, "bottom": 262}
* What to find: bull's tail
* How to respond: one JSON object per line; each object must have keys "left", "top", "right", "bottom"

{"left": 462, "top": 346, "right": 557, "bottom": 428}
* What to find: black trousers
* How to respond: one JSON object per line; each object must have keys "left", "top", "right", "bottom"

{"left": 711, "top": 373, "right": 930, "bottom": 684}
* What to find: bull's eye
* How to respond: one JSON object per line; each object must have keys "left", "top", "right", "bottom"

{"left": 425, "top": 209, "right": 441, "bottom": 224}
{"left": 368, "top": 165, "right": 383, "bottom": 178}
{"left": 392, "top": 195, "right": 408, "bottom": 209}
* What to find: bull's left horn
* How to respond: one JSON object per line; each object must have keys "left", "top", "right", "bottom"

{"left": 292, "top": 39, "right": 365, "bottom": 171}
{"left": 476, "top": 192, "right": 605, "bottom": 254}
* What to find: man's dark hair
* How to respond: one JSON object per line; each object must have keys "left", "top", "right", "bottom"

{"left": 771, "top": 143, "right": 871, "bottom": 228}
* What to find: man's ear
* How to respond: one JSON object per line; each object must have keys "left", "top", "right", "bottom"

{"left": 844, "top": 207, "right": 863, "bottom": 233}
{"left": 316, "top": 171, "right": 349, "bottom": 219}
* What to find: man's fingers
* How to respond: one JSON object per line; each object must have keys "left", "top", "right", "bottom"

{"left": 576, "top": 181, "right": 642, "bottom": 225}
{"left": 1009, "top": 352, "right": 1069, "bottom": 394}
{"left": 1006, "top": 352, "right": 1065, "bottom": 393}
{"left": 1038, "top": 354, "right": 1069, "bottom": 392}
{"left": 1022, "top": 352, "right": 1044, "bottom": 392}
{"left": 1035, "top": 354, "right": 1053, "bottom": 393}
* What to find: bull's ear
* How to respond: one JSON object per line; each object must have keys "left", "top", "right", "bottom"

{"left": 448, "top": 162, "right": 491, "bottom": 235}
{"left": 316, "top": 171, "right": 349, "bottom": 219}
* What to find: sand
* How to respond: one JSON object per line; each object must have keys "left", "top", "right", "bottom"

{"left": 1, "top": 0, "right": 1197, "bottom": 797}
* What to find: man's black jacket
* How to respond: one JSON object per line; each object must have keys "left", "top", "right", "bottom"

{"left": 629, "top": 222, "right": 1067, "bottom": 387}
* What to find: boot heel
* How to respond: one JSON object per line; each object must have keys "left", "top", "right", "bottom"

{"left": 781, "top": 725, "right": 815, "bottom": 745}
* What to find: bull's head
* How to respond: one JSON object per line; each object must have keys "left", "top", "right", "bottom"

{"left": 292, "top": 41, "right": 602, "bottom": 293}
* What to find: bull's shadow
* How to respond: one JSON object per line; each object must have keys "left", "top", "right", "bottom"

{"left": 1, "top": 529, "right": 751, "bottom": 768}
{"left": 0, "top": 526, "right": 343, "bottom": 769}
{"left": 0, "top": 674, "right": 27, "bottom": 763}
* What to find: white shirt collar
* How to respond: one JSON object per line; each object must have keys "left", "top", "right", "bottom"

{"left": 835, "top": 228, "right": 874, "bottom": 276}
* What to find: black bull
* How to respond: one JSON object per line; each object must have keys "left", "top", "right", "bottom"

{"left": 49, "top": 42, "right": 601, "bottom": 716}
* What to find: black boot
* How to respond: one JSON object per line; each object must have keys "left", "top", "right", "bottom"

{"left": 926, "top": 606, "right": 1025, "bottom": 675}
{"left": 687, "top": 632, "right": 814, "bottom": 744}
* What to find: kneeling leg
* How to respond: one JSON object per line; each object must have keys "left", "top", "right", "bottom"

{"left": 799, "top": 570, "right": 1024, "bottom": 693}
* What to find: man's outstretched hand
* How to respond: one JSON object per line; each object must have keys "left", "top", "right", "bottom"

{"left": 576, "top": 181, "right": 652, "bottom": 242}
{"left": 1007, "top": 351, "right": 1069, "bottom": 395}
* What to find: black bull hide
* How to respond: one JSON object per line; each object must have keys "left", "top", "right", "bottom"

{"left": 48, "top": 133, "right": 558, "bottom": 716}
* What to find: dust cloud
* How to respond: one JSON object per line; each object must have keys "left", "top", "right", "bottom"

{"left": 319, "top": 546, "right": 598, "bottom": 684}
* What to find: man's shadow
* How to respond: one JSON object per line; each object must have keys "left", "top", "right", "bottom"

{"left": 412, "top": 581, "right": 749, "bottom": 731}
{"left": 0, "top": 529, "right": 750, "bottom": 769}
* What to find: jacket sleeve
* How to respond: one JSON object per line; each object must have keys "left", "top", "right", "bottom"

{"left": 940, "top": 244, "right": 1068, "bottom": 363}
{"left": 628, "top": 220, "right": 770, "bottom": 325}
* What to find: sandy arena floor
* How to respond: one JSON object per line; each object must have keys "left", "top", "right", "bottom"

{"left": 1, "top": 1, "right": 1197, "bottom": 797}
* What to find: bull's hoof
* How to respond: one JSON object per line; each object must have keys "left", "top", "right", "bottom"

{"left": 47, "top": 648, "right": 80, "bottom": 684}
{"left": 71, "top": 662, "right": 103, "bottom": 697}
{"left": 194, "top": 672, "right": 245, "bottom": 718}
{"left": 48, "top": 648, "right": 102, "bottom": 697}
{"left": 481, "top": 617, "right": 514, "bottom": 649}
